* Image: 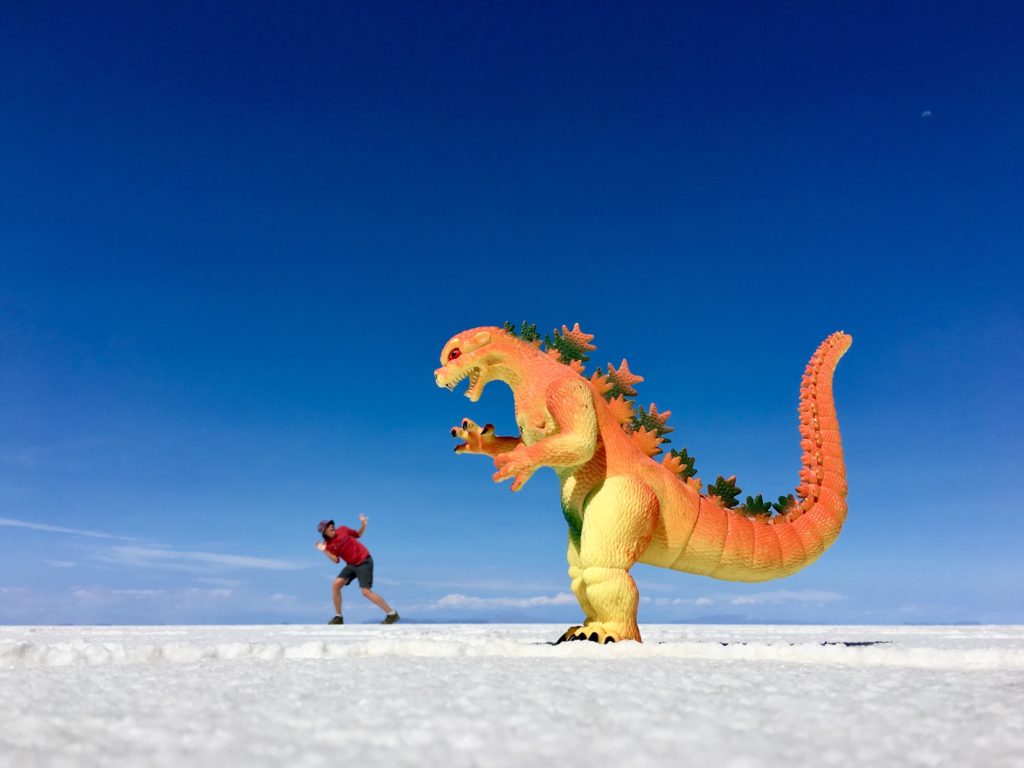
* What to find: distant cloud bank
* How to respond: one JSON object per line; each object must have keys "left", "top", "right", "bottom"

{"left": 0, "top": 517, "right": 135, "bottom": 541}
{"left": 730, "top": 590, "right": 846, "bottom": 606}
{"left": 97, "top": 546, "right": 307, "bottom": 572}
{"left": 436, "top": 593, "right": 576, "bottom": 609}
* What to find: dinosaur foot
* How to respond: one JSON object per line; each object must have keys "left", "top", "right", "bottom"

{"left": 555, "top": 625, "right": 617, "bottom": 645}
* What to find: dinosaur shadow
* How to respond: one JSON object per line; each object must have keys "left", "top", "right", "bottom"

{"left": 537, "top": 639, "right": 895, "bottom": 647}
{"left": 714, "top": 640, "right": 893, "bottom": 647}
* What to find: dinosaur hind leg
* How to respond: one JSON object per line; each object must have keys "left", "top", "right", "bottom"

{"left": 560, "top": 475, "right": 658, "bottom": 644}
{"left": 566, "top": 537, "right": 596, "bottom": 630}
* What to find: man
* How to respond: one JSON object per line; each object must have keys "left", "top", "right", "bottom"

{"left": 316, "top": 513, "right": 399, "bottom": 625}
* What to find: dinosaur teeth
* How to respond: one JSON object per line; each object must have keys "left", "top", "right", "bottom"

{"left": 466, "top": 369, "right": 481, "bottom": 398}
{"left": 449, "top": 369, "right": 469, "bottom": 389}
{"left": 444, "top": 366, "right": 483, "bottom": 397}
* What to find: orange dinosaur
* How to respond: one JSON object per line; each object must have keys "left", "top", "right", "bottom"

{"left": 434, "top": 323, "right": 852, "bottom": 643}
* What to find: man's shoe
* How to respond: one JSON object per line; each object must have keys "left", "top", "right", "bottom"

{"left": 328, "top": 615, "right": 344, "bottom": 625}
{"left": 381, "top": 612, "right": 400, "bottom": 625}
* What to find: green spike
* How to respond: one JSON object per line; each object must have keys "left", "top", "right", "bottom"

{"left": 772, "top": 494, "right": 797, "bottom": 515}
{"left": 708, "top": 475, "right": 742, "bottom": 509}
{"left": 668, "top": 448, "right": 697, "bottom": 480}
{"left": 740, "top": 494, "right": 773, "bottom": 517}
{"left": 544, "top": 327, "right": 592, "bottom": 366}
{"left": 631, "top": 405, "right": 672, "bottom": 442}
{"left": 597, "top": 368, "right": 637, "bottom": 401}
{"left": 503, "top": 321, "right": 540, "bottom": 342}
{"left": 519, "top": 322, "right": 540, "bottom": 343}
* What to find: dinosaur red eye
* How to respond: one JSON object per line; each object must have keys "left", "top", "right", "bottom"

{"left": 448, "top": 348, "right": 461, "bottom": 361}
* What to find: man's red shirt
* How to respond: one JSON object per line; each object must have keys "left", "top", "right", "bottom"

{"left": 325, "top": 526, "right": 369, "bottom": 566}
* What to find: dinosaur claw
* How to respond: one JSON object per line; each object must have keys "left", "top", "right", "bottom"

{"left": 556, "top": 624, "right": 622, "bottom": 644}
{"left": 555, "top": 626, "right": 582, "bottom": 644}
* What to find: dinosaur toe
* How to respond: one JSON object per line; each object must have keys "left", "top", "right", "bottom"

{"left": 555, "top": 625, "right": 582, "bottom": 644}
{"left": 555, "top": 625, "right": 618, "bottom": 644}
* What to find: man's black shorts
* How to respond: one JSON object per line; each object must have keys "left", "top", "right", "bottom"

{"left": 339, "top": 555, "right": 374, "bottom": 588}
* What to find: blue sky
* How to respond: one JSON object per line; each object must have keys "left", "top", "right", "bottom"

{"left": 1, "top": 2, "right": 1021, "bottom": 625}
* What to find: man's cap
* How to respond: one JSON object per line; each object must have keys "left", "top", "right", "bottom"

{"left": 317, "top": 519, "right": 334, "bottom": 535}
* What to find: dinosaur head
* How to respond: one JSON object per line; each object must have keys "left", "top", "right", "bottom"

{"left": 434, "top": 326, "right": 533, "bottom": 402}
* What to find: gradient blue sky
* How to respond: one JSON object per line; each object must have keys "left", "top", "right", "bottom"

{"left": 1, "top": 2, "right": 1021, "bottom": 625}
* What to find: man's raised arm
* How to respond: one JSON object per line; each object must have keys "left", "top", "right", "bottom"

{"left": 315, "top": 541, "right": 340, "bottom": 563}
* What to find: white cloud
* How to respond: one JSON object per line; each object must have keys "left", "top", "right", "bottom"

{"left": 0, "top": 584, "right": 315, "bottom": 624}
{"left": 434, "top": 593, "right": 576, "bottom": 609}
{"left": 405, "top": 578, "right": 565, "bottom": 591}
{"left": 97, "top": 546, "right": 307, "bottom": 572}
{"left": 70, "top": 586, "right": 233, "bottom": 603}
{"left": 43, "top": 560, "right": 76, "bottom": 568}
{"left": 652, "top": 596, "right": 714, "bottom": 607}
{"left": 730, "top": 590, "right": 845, "bottom": 606}
{"left": 193, "top": 577, "right": 245, "bottom": 588}
{"left": 73, "top": 588, "right": 166, "bottom": 599}
{"left": 0, "top": 517, "right": 136, "bottom": 541}
{"left": 0, "top": 438, "right": 111, "bottom": 469}
{"left": 633, "top": 581, "right": 678, "bottom": 593}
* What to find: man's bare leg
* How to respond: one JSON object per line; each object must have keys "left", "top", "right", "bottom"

{"left": 361, "top": 587, "right": 393, "bottom": 614}
{"left": 332, "top": 578, "right": 345, "bottom": 615}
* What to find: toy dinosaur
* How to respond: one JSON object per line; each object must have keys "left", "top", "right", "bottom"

{"left": 434, "top": 323, "right": 852, "bottom": 643}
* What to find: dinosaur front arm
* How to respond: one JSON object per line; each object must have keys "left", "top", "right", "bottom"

{"left": 493, "top": 378, "right": 598, "bottom": 491}
{"left": 450, "top": 418, "right": 521, "bottom": 456}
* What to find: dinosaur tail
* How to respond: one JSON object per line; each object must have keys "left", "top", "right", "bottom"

{"left": 670, "top": 331, "right": 853, "bottom": 582}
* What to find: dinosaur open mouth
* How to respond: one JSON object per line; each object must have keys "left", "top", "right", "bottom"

{"left": 465, "top": 369, "right": 483, "bottom": 400}
{"left": 445, "top": 366, "right": 483, "bottom": 401}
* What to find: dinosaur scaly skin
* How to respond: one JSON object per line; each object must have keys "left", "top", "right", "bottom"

{"left": 434, "top": 325, "right": 852, "bottom": 644}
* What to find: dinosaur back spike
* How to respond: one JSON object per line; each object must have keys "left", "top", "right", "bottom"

{"left": 602, "top": 360, "right": 643, "bottom": 400}
{"left": 606, "top": 395, "right": 635, "bottom": 426}
{"left": 545, "top": 323, "right": 596, "bottom": 371}
{"left": 707, "top": 475, "right": 742, "bottom": 509}
{"left": 629, "top": 427, "right": 665, "bottom": 457}
{"left": 632, "top": 403, "right": 673, "bottom": 441}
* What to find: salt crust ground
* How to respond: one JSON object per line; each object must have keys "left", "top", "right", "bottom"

{"left": 1, "top": 624, "right": 1021, "bottom": 768}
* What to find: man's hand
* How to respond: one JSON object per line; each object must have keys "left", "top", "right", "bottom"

{"left": 316, "top": 541, "right": 327, "bottom": 552}
{"left": 359, "top": 513, "right": 368, "bottom": 525}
